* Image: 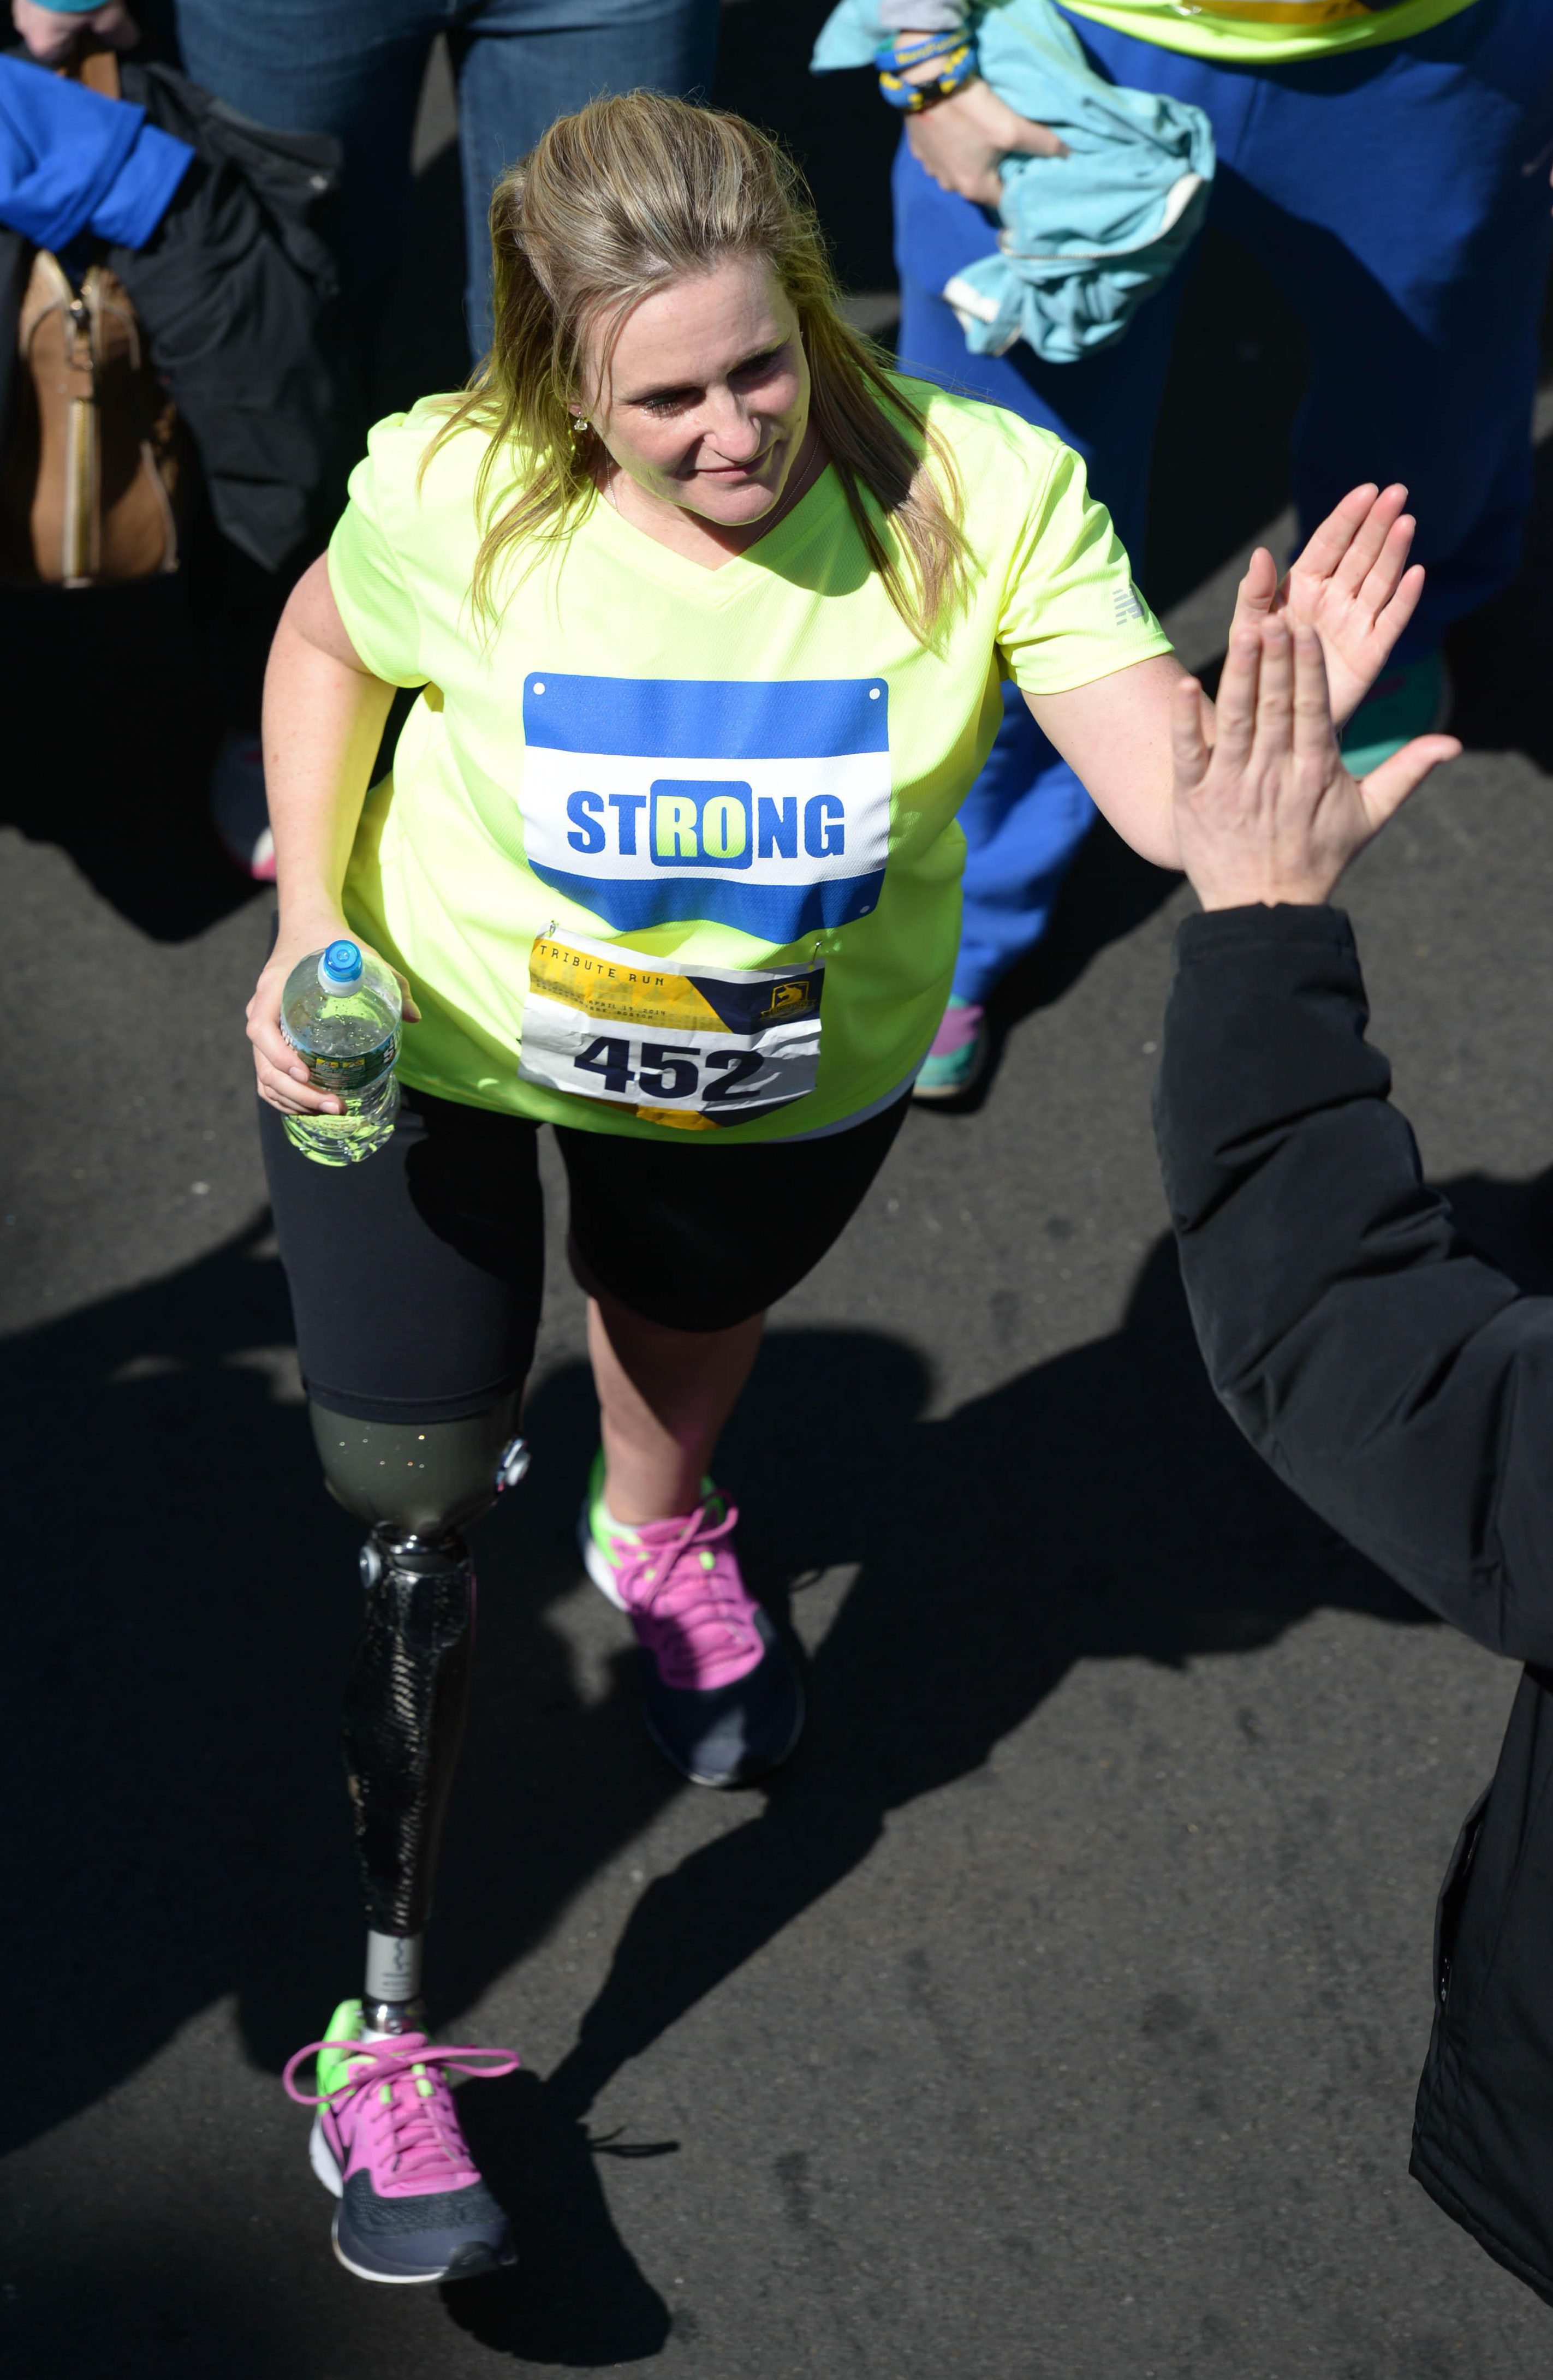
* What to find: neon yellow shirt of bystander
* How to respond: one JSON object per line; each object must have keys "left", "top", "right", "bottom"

{"left": 1056, "top": 0, "right": 1479, "bottom": 68}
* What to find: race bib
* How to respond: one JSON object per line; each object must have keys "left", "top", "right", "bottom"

{"left": 517, "top": 927, "right": 824, "bottom": 1131}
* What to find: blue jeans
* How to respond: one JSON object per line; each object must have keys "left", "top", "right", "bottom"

{"left": 896, "top": 0, "right": 1553, "bottom": 1004}
{"left": 172, "top": 0, "right": 720, "bottom": 356}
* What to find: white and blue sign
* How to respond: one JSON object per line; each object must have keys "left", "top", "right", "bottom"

{"left": 520, "top": 673, "right": 891, "bottom": 939}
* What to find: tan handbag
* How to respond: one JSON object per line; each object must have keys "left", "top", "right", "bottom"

{"left": 0, "top": 45, "right": 184, "bottom": 587}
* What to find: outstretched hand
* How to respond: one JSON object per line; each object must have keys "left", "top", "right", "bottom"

{"left": 1228, "top": 484, "right": 1424, "bottom": 727}
{"left": 1172, "top": 615, "right": 1459, "bottom": 912}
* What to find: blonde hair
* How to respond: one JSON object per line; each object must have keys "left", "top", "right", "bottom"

{"left": 424, "top": 90, "right": 969, "bottom": 642}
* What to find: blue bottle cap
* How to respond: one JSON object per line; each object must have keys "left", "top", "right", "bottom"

{"left": 320, "top": 940, "right": 364, "bottom": 988}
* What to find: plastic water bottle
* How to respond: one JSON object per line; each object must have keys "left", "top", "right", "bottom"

{"left": 281, "top": 939, "right": 402, "bottom": 1166}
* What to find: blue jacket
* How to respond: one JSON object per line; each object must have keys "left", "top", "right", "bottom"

{"left": 812, "top": 0, "right": 1212, "bottom": 364}
{"left": 0, "top": 52, "right": 192, "bottom": 253}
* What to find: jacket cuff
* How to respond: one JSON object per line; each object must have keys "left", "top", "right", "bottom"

{"left": 1173, "top": 903, "right": 1358, "bottom": 967}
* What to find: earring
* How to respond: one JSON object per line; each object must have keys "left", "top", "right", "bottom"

{"left": 574, "top": 415, "right": 592, "bottom": 434}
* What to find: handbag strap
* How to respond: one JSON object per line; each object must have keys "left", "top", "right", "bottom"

{"left": 63, "top": 39, "right": 123, "bottom": 102}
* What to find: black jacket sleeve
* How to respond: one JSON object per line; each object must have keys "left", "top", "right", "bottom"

{"left": 1154, "top": 902, "right": 1553, "bottom": 1667}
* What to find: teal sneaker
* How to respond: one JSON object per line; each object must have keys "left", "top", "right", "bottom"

{"left": 913, "top": 998, "right": 989, "bottom": 1103}
{"left": 580, "top": 1454, "right": 804, "bottom": 1787}
{"left": 1341, "top": 651, "right": 1451, "bottom": 778}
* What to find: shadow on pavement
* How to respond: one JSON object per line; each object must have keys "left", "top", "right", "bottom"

{"left": 525, "top": 1240, "right": 1427, "bottom": 2140}
{"left": 0, "top": 2242, "right": 304, "bottom": 2380}
{"left": 437, "top": 2067, "right": 679, "bottom": 2364}
{"left": 22, "top": 1154, "right": 1546, "bottom": 2360}
{"left": 0, "top": 575, "right": 258, "bottom": 944}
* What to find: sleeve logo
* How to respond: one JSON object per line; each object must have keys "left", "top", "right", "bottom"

{"left": 520, "top": 674, "right": 891, "bottom": 939}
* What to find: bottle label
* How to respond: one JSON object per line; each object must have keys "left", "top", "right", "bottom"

{"left": 281, "top": 1025, "right": 399, "bottom": 1097}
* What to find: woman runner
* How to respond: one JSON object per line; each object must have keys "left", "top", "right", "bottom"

{"left": 253, "top": 91, "right": 1444, "bottom": 2284}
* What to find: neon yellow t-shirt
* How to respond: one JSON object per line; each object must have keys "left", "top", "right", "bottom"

{"left": 326, "top": 378, "right": 1171, "bottom": 1144}
{"left": 1057, "top": 0, "right": 1479, "bottom": 67}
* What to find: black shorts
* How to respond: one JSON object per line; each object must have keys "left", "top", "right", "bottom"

{"left": 258, "top": 1087, "right": 909, "bottom": 1424}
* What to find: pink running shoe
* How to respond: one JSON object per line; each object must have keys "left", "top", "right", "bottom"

{"left": 283, "top": 1999, "right": 519, "bottom": 2283}
{"left": 580, "top": 1457, "right": 804, "bottom": 1786}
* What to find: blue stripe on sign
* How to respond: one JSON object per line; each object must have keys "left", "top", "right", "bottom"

{"left": 523, "top": 675, "right": 889, "bottom": 761}
{"left": 530, "top": 862, "right": 884, "bottom": 939}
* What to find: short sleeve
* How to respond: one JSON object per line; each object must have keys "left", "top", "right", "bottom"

{"left": 326, "top": 417, "right": 429, "bottom": 689}
{"left": 994, "top": 434, "right": 1172, "bottom": 697}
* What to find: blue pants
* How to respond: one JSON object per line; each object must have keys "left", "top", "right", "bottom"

{"left": 897, "top": 0, "right": 1553, "bottom": 1004}
{"left": 172, "top": 0, "right": 720, "bottom": 357}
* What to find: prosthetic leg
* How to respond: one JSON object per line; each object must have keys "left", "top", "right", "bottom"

{"left": 312, "top": 1398, "right": 528, "bottom": 2032}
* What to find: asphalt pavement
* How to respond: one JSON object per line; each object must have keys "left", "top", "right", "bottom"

{"left": 5, "top": 14, "right": 1553, "bottom": 2377}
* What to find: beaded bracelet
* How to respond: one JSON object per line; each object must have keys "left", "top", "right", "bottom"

{"left": 876, "top": 35, "right": 978, "bottom": 113}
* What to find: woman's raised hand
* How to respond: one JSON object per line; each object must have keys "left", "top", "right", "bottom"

{"left": 247, "top": 918, "right": 420, "bottom": 1119}
{"left": 1170, "top": 614, "right": 1458, "bottom": 914}
{"left": 1227, "top": 484, "right": 1424, "bottom": 728}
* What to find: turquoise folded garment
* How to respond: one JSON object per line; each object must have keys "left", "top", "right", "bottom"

{"left": 812, "top": 0, "right": 1213, "bottom": 363}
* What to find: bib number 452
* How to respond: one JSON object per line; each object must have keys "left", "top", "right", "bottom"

{"left": 574, "top": 1036, "right": 765, "bottom": 1105}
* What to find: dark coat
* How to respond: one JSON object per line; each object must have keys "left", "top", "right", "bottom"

{"left": 1153, "top": 900, "right": 1553, "bottom": 2308}
{"left": 0, "top": 56, "right": 349, "bottom": 573}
